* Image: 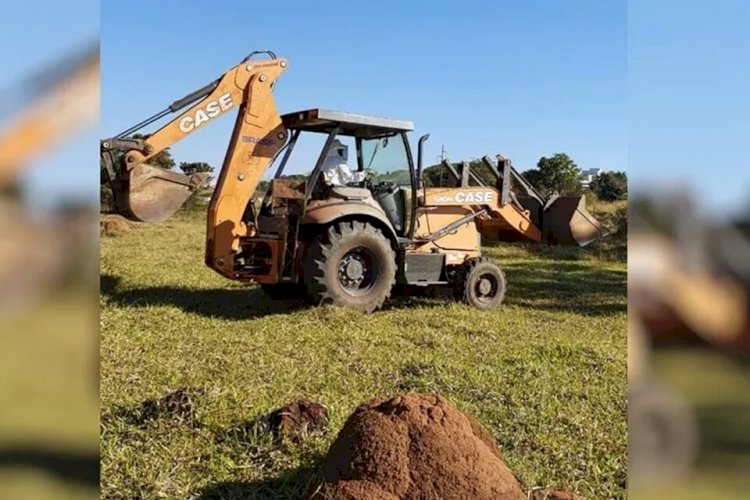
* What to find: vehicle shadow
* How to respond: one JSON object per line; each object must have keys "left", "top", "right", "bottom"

{"left": 499, "top": 240, "right": 627, "bottom": 263}
{"left": 100, "top": 274, "right": 451, "bottom": 320}
{"left": 102, "top": 260, "right": 625, "bottom": 320}
{"left": 0, "top": 447, "right": 99, "bottom": 486}
{"left": 101, "top": 274, "right": 307, "bottom": 320}
{"left": 696, "top": 401, "right": 750, "bottom": 459}
{"left": 195, "top": 465, "right": 320, "bottom": 500}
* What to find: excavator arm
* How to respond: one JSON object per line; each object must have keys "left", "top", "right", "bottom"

{"left": 1, "top": 44, "right": 99, "bottom": 187}
{"left": 101, "top": 50, "right": 289, "bottom": 278}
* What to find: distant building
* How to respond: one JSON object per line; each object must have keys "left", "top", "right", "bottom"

{"left": 580, "top": 168, "right": 603, "bottom": 188}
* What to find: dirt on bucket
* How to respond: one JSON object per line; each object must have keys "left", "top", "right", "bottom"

{"left": 268, "top": 399, "right": 329, "bottom": 442}
{"left": 308, "top": 393, "right": 527, "bottom": 500}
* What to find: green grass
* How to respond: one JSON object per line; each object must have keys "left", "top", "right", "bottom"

{"left": 631, "top": 349, "right": 750, "bottom": 500}
{"left": 0, "top": 293, "right": 99, "bottom": 500}
{"left": 100, "top": 214, "right": 626, "bottom": 499}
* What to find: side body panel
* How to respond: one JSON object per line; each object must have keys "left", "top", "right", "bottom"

{"left": 300, "top": 195, "right": 399, "bottom": 243}
{"left": 422, "top": 186, "right": 542, "bottom": 243}
{"left": 411, "top": 206, "right": 480, "bottom": 267}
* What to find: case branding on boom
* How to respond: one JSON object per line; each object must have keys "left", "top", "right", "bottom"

{"left": 455, "top": 191, "right": 493, "bottom": 203}
{"left": 178, "top": 92, "right": 234, "bottom": 133}
{"left": 432, "top": 190, "right": 494, "bottom": 204}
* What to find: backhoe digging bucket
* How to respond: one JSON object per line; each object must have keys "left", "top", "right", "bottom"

{"left": 543, "top": 195, "right": 607, "bottom": 246}
{"left": 124, "top": 163, "right": 209, "bottom": 223}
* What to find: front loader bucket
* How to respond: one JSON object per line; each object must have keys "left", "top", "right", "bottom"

{"left": 123, "top": 163, "right": 209, "bottom": 222}
{"left": 543, "top": 195, "right": 607, "bottom": 246}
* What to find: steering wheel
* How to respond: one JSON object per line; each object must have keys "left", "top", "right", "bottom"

{"left": 361, "top": 168, "right": 376, "bottom": 189}
{"left": 360, "top": 170, "right": 399, "bottom": 194}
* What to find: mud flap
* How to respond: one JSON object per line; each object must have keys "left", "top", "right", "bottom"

{"left": 122, "top": 163, "right": 209, "bottom": 222}
{"left": 542, "top": 195, "right": 607, "bottom": 246}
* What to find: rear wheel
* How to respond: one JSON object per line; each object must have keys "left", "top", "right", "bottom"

{"left": 455, "top": 257, "right": 506, "bottom": 310}
{"left": 304, "top": 221, "right": 396, "bottom": 312}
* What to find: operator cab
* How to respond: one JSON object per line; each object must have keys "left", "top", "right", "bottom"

{"left": 272, "top": 109, "right": 421, "bottom": 237}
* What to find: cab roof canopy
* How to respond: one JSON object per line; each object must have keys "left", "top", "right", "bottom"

{"left": 281, "top": 109, "right": 414, "bottom": 139}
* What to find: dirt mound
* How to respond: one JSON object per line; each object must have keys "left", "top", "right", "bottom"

{"left": 309, "top": 393, "right": 526, "bottom": 500}
{"left": 268, "top": 399, "right": 328, "bottom": 441}
{"left": 101, "top": 217, "right": 130, "bottom": 236}
{"left": 140, "top": 387, "right": 204, "bottom": 424}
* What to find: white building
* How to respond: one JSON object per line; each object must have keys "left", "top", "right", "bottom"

{"left": 580, "top": 168, "right": 603, "bottom": 188}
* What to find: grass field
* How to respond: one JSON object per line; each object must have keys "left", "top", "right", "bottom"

{"left": 632, "top": 349, "right": 750, "bottom": 499}
{"left": 100, "top": 212, "right": 627, "bottom": 499}
{"left": 0, "top": 294, "right": 99, "bottom": 500}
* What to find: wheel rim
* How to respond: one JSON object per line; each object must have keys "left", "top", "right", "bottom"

{"left": 337, "top": 246, "right": 378, "bottom": 295}
{"left": 474, "top": 272, "right": 499, "bottom": 303}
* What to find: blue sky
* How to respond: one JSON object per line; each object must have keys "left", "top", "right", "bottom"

{"left": 629, "top": 0, "right": 750, "bottom": 216}
{"left": 4, "top": 1, "right": 747, "bottom": 215}
{"left": 100, "top": 1, "right": 626, "bottom": 190}
{"left": 0, "top": 1, "right": 98, "bottom": 206}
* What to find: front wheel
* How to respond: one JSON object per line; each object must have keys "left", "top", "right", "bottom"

{"left": 455, "top": 257, "right": 506, "bottom": 310}
{"left": 304, "top": 221, "right": 396, "bottom": 313}
{"left": 628, "top": 379, "right": 698, "bottom": 483}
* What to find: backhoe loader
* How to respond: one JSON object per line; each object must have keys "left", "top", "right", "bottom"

{"left": 2, "top": 42, "right": 99, "bottom": 309}
{"left": 101, "top": 50, "right": 605, "bottom": 312}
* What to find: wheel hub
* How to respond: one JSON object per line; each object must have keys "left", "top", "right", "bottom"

{"left": 338, "top": 250, "right": 370, "bottom": 289}
{"left": 474, "top": 272, "right": 498, "bottom": 302}
{"left": 478, "top": 278, "right": 492, "bottom": 295}
{"left": 345, "top": 259, "right": 364, "bottom": 280}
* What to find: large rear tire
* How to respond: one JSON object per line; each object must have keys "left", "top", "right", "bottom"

{"left": 455, "top": 257, "right": 506, "bottom": 310}
{"left": 304, "top": 221, "right": 396, "bottom": 313}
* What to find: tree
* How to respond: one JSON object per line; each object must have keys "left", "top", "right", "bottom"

{"left": 177, "top": 162, "right": 216, "bottom": 210}
{"left": 590, "top": 171, "right": 627, "bottom": 201}
{"left": 421, "top": 159, "right": 497, "bottom": 187}
{"left": 100, "top": 133, "right": 177, "bottom": 211}
{"left": 521, "top": 153, "right": 582, "bottom": 197}
{"left": 422, "top": 163, "right": 454, "bottom": 187}
{"left": 132, "top": 133, "right": 175, "bottom": 170}
{"left": 179, "top": 161, "right": 215, "bottom": 182}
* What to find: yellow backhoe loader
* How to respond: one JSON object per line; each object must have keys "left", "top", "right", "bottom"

{"left": 1, "top": 43, "right": 99, "bottom": 309}
{"left": 628, "top": 197, "right": 750, "bottom": 483}
{"left": 101, "top": 50, "right": 605, "bottom": 312}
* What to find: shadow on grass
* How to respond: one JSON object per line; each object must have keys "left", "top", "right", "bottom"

{"left": 696, "top": 402, "right": 750, "bottom": 460}
{"left": 101, "top": 275, "right": 452, "bottom": 320}
{"left": 0, "top": 447, "right": 99, "bottom": 486}
{"left": 486, "top": 239, "right": 627, "bottom": 263}
{"left": 101, "top": 274, "right": 309, "bottom": 320}
{"left": 196, "top": 465, "right": 320, "bottom": 500}
{"left": 501, "top": 260, "right": 626, "bottom": 317}
{"left": 103, "top": 253, "right": 625, "bottom": 319}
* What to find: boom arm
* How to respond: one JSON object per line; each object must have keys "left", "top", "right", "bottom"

{"left": 1, "top": 44, "right": 99, "bottom": 187}
{"left": 100, "top": 50, "right": 288, "bottom": 278}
